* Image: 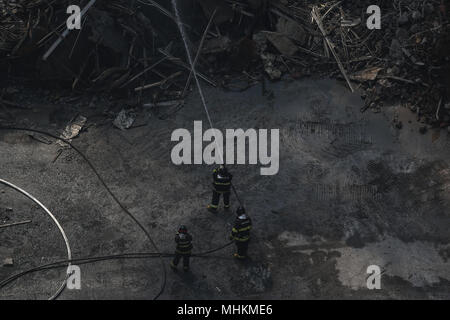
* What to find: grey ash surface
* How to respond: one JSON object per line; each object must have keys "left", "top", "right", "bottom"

{"left": 0, "top": 78, "right": 449, "bottom": 299}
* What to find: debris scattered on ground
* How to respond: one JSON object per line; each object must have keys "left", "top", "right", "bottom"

{"left": 0, "top": 220, "right": 32, "bottom": 229}
{"left": 350, "top": 67, "right": 383, "bottom": 82}
{"left": 113, "top": 109, "right": 136, "bottom": 130}
{"left": 3, "top": 258, "right": 14, "bottom": 267}
{"left": 0, "top": 0, "right": 448, "bottom": 130}
{"left": 143, "top": 100, "right": 184, "bottom": 108}
{"left": 265, "top": 31, "right": 299, "bottom": 56}
{"left": 202, "top": 36, "right": 232, "bottom": 54}
{"left": 56, "top": 115, "right": 87, "bottom": 147}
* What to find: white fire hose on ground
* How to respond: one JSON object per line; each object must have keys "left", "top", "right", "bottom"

{"left": 0, "top": 179, "right": 72, "bottom": 300}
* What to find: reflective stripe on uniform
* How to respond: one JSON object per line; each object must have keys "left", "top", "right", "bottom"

{"left": 232, "top": 226, "right": 251, "bottom": 233}
{"left": 233, "top": 237, "right": 250, "bottom": 242}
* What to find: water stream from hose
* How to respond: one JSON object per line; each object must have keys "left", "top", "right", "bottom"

{"left": 170, "top": 0, "right": 225, "bottom": 164}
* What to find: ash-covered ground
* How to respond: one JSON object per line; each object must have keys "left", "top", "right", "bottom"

{"left": 0, "top": 78, "right": 449, "bottom": 299}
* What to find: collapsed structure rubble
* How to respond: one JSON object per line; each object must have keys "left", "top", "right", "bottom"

{"left": 0, "top": 0, "right": 449, "bottom": 130}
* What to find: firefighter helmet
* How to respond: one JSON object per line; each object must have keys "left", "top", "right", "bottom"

{"left": 218, "top": 165, "right": 227, "bottom": 175}
{"left": 236, "top": 206, "right": 246, "bottom": 216}
{"left": 178, "top": 225, "right": 188, "bottom": 234}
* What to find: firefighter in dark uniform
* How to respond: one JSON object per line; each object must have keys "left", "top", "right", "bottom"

{"left": 207, "top": 165, "right": 232, "bottom": 213}
{"left": 230, "top": 207, "right": 252, "bottom": 259}
{"left": 170, "top": 225, "right": 193, "bottom": 272}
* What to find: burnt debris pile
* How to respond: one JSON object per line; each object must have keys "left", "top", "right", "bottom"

{"left": 0, "top": 0, "right": 449, "bottom": 128}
